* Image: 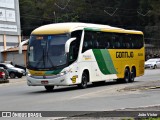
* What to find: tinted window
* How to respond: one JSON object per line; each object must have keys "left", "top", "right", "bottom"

{"left": 69, "top": 30, "right": 82, "bottom": 64}
{"left": 82, "top": 30, "right": 144, "bottom": 53}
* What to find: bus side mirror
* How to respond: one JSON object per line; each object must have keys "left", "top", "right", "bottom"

{"left": 65, "top": 37, "right": 76, "bottom": 53}
{"left": 19, "top": 39, "right": 29, "bottom": 54}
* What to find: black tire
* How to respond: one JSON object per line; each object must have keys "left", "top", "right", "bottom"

{"left": 44, "top": 86, "right": 54, "bottom": 92}
{"left": 123, "top": 68, "right": 130, "bottom": 83}
{"left": 153, "top": 65, "right": 157, "bottom": 69}
{"left": 129, "top": 68, "right": 136, "bottom": 82}
{"left": 4, "top": 70, "right": 9, "bottom": 79}
{"left": 17, "top": 75, "right": 23, "bottom": 78}
{"left": 78, "top": 72, "right": 88, "bottom": 89}
{"left": 9, "top": 72, "right": 16, "bottom": 78}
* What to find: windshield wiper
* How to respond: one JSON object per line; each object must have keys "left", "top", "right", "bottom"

{"left": 46, "top": 54, "right": 56, "bottom": 69}
{"left": 42, "top": 48, "right": 46, "bottom": 68}
{"left": 34, "top": 48, "right": 46, "bottom": 69}
{"left": 46, "top": 42, "right": 56, "bottom": 69}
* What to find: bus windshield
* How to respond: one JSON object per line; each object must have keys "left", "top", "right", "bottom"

{"left": 27, "top": 34, "right": 70, "bottom": 70}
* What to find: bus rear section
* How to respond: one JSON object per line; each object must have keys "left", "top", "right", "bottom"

{"left": 81, "top": 28, "right": 144, "bottom": 83}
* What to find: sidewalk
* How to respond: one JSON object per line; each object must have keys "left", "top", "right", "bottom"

{"left": 120, "top": 80, "right": 160, "bottom": 91}
{"left": 9, "top": 76, "right": 26, "bottom": 83}
{"left": 0, "top": 79, "right": 9, "bottom": 84}
{"left": 0, "top": 76, "right": 26, "bottom": 85}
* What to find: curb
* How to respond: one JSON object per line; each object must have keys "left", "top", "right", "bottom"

{"left": 0, "top": 80, "right": 9, "bottom": 84}
{"left": 124, "top": 86, "right": 160, "bottom": 91}
{"left": 144, "top": 86, "right": 160, "bottom": 90}
{"left": 0, "top": 77, "right": 26, "bottom": 86}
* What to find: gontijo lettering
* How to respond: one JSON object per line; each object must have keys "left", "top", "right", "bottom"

{"left": 116, "top": 52, "right": 134, "bottom": 58}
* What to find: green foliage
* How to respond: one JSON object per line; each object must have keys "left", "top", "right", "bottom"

{"left": 141, "top": 118, "right": 160, "bottom": 120}
{"left": 19, "top": 0, "right": 160, "bottom": 38}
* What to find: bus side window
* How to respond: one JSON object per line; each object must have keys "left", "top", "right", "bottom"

{"left": 126, "top": 42, "right": 130, "bottom": 49}
{"left": 88, "top": 40, "right": 93, "bottom": 49}
{"left": 111, "top": 35, "right": 116, "bottom": 49}
{"left": 83, "top": 41, "right": 88, "bottom": 48}
{"left": 123, "top": 34, "right": 126, "bottom": 49}
{"left": 94, "top": 40, "right": 99, "bottom": 48}
{"left": 114, "top": 34, "right": 121, "bottom": 49}
{"left": 82, "top": 31, "right": 89, "bottom": 53}
{"left": 82, "top": 31, "right": 93, "bottom": 52}
{"left": 93, "top": 32, "right": 100, "bottom": 49}
{"left": 116, "top": 42, "right": 121, "bottom": 48}
{"left": 124, "top": 34, "right": 129, "bottom": 49}
{"left": 131, "top": 34, "right": 143, "bottom": 49}
{"left": 131, "top": 42, "right": 134, "bottom": 48}
{"left": 105, "top": 41, "right": 110, "bottom": 49}
{"left": 101, "top": 32, "right": 110, "bottom": 49}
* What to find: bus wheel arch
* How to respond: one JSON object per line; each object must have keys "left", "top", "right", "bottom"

{"left": 78, "top": 69, "right": 90, "bottom": 89}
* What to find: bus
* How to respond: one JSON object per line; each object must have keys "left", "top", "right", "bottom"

{"left": 21, "top": 22, "right": 144, "bottom": 91}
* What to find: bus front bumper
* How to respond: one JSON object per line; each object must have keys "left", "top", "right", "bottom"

{"left": 27, "top": 74, "right": 71, "bottom": 86}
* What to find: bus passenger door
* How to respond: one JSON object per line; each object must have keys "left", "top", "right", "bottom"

{"left": 68, "top": 41, "right": 79, "bottom": 64}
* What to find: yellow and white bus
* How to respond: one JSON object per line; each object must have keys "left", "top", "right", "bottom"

{"left": 24, "top": 23, "right": 144, "bottom": 91}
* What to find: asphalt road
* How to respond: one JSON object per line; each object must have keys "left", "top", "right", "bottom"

{"left": 0, "top": 69, "right": 160, "bottom": 114}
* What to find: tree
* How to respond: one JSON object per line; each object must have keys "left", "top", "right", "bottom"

{"left": 19, "top": 0, "right": 160, "bottom": 38}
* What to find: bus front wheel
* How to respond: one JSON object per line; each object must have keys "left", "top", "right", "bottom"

{"left": 44, "top": 86, "right": 54, "bottom": 92}
{"left": 78, "top": 72, "right": 88, "bottom": 89}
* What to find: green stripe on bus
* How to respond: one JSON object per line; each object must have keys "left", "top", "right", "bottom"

{"left": 84, "top": 28, "right": 101, "bottom": 31}
{"left": 101, "top": 49, "right": 117, "bottom": 74}
{"left": 92, "top": 49, "right": 110, "bottom": 74}
{"left": 92, "top": 49, "right": 117, "bottom": 75}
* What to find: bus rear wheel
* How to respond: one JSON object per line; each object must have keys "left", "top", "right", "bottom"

{"left": 123, "top": 68, "right": 130, "bottom": 83}
{"left": 78, "top": 72, "right": 88, "bottom": 89}
{"left": 129, "top": 68, "right": 136, "bottom": 82}
{"left": 44, "top": 86, "right": 54, "bottom": 92}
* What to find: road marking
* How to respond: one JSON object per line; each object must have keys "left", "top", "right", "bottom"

{"left": 147, "top": 86, "right": 160, "bottom": 89}
{"left": 71, "top": 86, "right": 125, "bottom": 99}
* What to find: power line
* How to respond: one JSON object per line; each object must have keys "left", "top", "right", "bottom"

{"left": 54, "top": 0, "right": 71, "bottom": 10}
{"left": 137, "top": 10, "right": 151, "bottom": 16}
{"left": 103, "top": 6, "right": 151, "bottom": 17}
{"left": 104, "top": 8, "right": 118, "bottom": 16}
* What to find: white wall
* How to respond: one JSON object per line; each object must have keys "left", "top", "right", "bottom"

{"left": 7, "top": 52, "right": 24, "bottom": 66}
{"left": 6, "top": 35, "right": 19, "bottom": 50}
{"left": 0, "top": 34, "right": 4, "bottom": 51}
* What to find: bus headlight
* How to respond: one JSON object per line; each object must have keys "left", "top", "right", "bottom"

{"left": 60, "top": 68, "right": 72, "bottom": 76}
{"left": 60, "top": 71, "right": 67, "bottom": 76}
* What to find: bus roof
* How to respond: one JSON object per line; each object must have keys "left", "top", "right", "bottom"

{"left": 31, "top": 22, "right": 143, "bottom": 35}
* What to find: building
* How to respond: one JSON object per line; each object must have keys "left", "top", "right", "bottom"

{"left": 0, "top": 0, "right": 21, "bottom": 62}
{"left": 1, "top": 45, "right": 27, "bottom": 66}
